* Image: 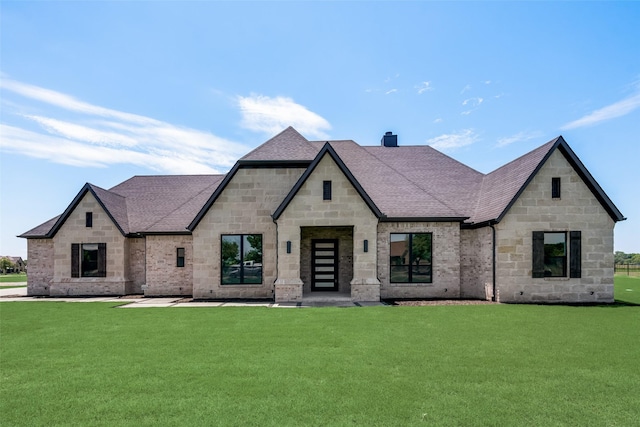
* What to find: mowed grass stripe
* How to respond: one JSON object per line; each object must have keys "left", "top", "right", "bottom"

{"left": 1, "top": 299, "right": 639, "bottom": 426}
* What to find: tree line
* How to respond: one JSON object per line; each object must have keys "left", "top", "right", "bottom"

{"left": 614, "top": 251, "right": 640, "bottom": 265}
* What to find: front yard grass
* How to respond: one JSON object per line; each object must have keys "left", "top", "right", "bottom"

{"left": 614, "top": 274, "right": 640, "bottom": 304}
{"left": 1, "top": 296, "right": 639, "bottom": 426}
{"left": 0, "top": 273, "right": 27, "bottom": 283}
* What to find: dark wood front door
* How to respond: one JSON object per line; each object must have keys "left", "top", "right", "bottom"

{"left": 311, "top": 239, "right": 339, "bottom": 291}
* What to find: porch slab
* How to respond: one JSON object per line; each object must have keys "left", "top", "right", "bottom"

{"left": 302, "top": 292, "right": 352, "bottom": 303}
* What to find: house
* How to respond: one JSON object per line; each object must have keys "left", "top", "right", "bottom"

{"left": 20, "top": 127, "right": 625, "bottom": 303}
{"left": 1, "top": 256, "right": 26, "bottom": 274}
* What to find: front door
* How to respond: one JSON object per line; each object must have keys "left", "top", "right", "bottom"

{"left": 311, "top": 239, "right": 339, "bottom": 291}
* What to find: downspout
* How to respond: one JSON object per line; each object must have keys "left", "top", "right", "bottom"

{"left": 273, "top": 217, "right": 278, "bottom": 302}
{"left": 489, "top": 222, "right": 497, "bottom": 302}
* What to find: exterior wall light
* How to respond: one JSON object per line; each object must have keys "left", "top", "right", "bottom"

{"left": 364, "top": 240, "right": 368, "bottom": 253}
{"left": 286, "top": 241, "right": 292, "bottom": 254}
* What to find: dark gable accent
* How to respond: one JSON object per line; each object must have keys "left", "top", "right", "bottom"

{"left": 272, "top": 143, "right": 383, "bottom": 220}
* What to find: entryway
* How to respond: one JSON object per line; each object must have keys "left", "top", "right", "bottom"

{"left": 311, "top": 239, "right": 339, "bottom": 291}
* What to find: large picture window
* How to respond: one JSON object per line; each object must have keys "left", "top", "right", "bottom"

{"left": 71, "top": 243, "right": 106, "bottom": 278}
{"left": 532, "top": 231, "right": 581, "bottom": 278}
{"left": 221, "top": 234, "right": 263, "bottom": 285}
{"left": 389, "top": 233, "right": 432, "bottom": 283}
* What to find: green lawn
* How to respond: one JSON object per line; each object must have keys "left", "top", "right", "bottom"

{"left": 615, "top": 274, "right": 640, "bottom": 305}
{"left": 1, "top": 297, "right": 639, "bottom": 426}
{"left": 0, "top": 273, "right": 27, "bottom": 283}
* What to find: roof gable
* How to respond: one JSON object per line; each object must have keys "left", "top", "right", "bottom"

{"left": 272, "top": 143, "right": 383, "bottom": 220}
{"left": 241, "top": 126, "right": 319, "bottom": 161}
{"left": 48, "top": 183, "right": 128, "bottom": 238}
{"left": 469, "top": 136, "right": 625, "bottom": 226}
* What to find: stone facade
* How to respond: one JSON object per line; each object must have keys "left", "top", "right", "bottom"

{"left": 50, "top": 193, "right": 129, "bottom": 296}
{"left": 145, "top": 235, "right": 193, "bottom": 296}
{"left": 460, "top": 227, "right": 493, "bottom": 300}
{"left": 377, "top": 221, "right": 461, "bottom": 299}
{"left": 494, "top": 150, "right": 615, "bottom": 303}
{"left": 275, "top": 154, "right": 380, "bottom": 302}
{"left": 192, "top": 167, "right": 305, "bottom": 299}
{"left": 26, "top": 239, "right": 54, "bottom": 296}
{"left": 126, "top": 237, "right": 146, "bottom": 294}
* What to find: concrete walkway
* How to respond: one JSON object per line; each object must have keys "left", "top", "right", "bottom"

{"left": 0, "top": 289, "right": 385, "bottom": 308}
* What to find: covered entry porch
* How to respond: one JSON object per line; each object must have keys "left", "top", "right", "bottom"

{"left": 300, "top": 226, "right": 353, "bottom": 296}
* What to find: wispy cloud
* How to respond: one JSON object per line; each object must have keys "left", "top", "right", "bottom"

{"left": 496, "top": 130, "right": 544, "bottom": 148}
{"left": 385, "top": 89, "right": 398, "bottom": 95}
{"left": 561, "top": 90, "right": 640, "bottom": 130}
{"left": 236, "top": 94, "right": 331, "bottom": 139}
{"left": 415, "top": 81, "right": 433, "bottom": 94}
{"left": 427, "top": 129, "right": 478, "bottom": 152}
{"left": 433, "top": 117, "right": 443, "bottom": 124}
{"left": 462, "top": 97, "right": 483, "bottom": 107}
{"left": 460, "top": 84, "right": 471, "bottom": 94}
{"left": 0, "top": 78, "right": 247, "bottom": 174}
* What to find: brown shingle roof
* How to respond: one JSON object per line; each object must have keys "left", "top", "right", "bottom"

{"left": 21, "top": 128, "right": 624, "bottom": 238}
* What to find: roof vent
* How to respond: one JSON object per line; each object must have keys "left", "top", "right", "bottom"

{"left": 381, "top": 131, "right": 397, "bottom": 147}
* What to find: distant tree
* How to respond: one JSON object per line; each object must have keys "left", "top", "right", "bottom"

{"left": 221, "top": 240, "right": 240, "bottom": 266}
{"left": 631, "top": 254, "right": 640, "bottom": 264}
{"left": 0, "top": 257, "right": 15, "bottom": 274}
{"left": 245, "top": 235, "right": 263, "bottom": 263}
{"left": 614, "top": 251, "right": 627, "bottom": 264}
{"left": 412, "top": 234, "right": 432, "bottom": 268}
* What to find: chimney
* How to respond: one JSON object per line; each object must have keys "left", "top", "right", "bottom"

{"left": 381, "top": 131, "right": 397, "bottom": 147}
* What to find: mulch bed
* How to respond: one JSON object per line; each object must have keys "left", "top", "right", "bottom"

{"left": 388, "top": 299, "right": 497, "bottom": 306}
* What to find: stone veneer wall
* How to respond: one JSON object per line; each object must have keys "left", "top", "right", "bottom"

{"left": 26, "top": 239, "right": 54, "bottom": 296}
{"left": 276, "top": 154, "right": 379, "bottom": 302}
{"left": 495, "top": 149, "right": 615, "bottom": 303}
{"left": 300, "top": 226, "right": 353, "bottom": 294}
{"left": 145, "top": 235, "right": 192, "bottom": 296}
{"left": 192, "top": 168, "right": 305, "bottom": 299}
{"left": 50, "top": 192, "right": 128, "bottom": 296}
{"left": 126, "top": 237, "right": 146, "bottom": 294}
{"left": 460, "top": 227, "right": 493, "bottom": 300}
{"left": 377, "top": 222, "right": 460, "bottom": 299}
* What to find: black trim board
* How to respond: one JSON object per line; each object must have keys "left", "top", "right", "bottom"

{"left": 188, "top": 163, "right": 241, "bottom": 231}
{"left": 272, "top": 143, "right": 383, "bottom": 220}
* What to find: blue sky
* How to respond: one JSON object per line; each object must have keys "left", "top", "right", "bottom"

{"left": 1, "top": 1, "right": 638, "bottom": 259}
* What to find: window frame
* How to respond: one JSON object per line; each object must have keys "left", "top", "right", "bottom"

{"left": 71, "top": 243, "right": 106, "bottom": 278}
{"left": 552, "top": 177, "right": 561, "bottom": 199}
{"left": 389, "top": 233, "right": 433, "bottom": 284}
{"left": 323, "top": 180, "right": 332, "bottom": 201}
{"left": 176, "top": 247, "right": 185, "bottom": 268}
{"left": 532, "top": 231, "right": 581, "bottom": 279}
{"left": 220, "top": 234, "right": 263, "bottom": 285}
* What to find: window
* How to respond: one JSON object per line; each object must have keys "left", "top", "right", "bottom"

{"left": 71, "top": 243, "right": 106, "bottom": 278}
{"left": 176, "top": 248, "right": 185, "bottom": 267}
{"left": 86, "top": 212, "right": 93, "bottom": 227}
{"left": 389, "top": 233, "right": 432, "bottom": 283}
{"left": 221, "top": 234, "right": 262, "bottom": 284}
{"left": 532, "top": 231, "right": 581, "bottom": 278}
{"left": 552, "top": 177, "right": 561, "bottom": 198}
{"left": 323, "top": 180, "right": 332, "bottom": 200}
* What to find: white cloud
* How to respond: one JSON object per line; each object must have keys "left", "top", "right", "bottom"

{"left": 460, "top": 84, "right": 471, "bottom": 94}
{"left": 237, "top": 94, "right": 331, "bottom": 139}
{"left": 433, "top": 118, "right": 443, "bottom": 124}
{"left": 496, "top": 130, "right": 544, "bottom": 148}
{"left": 462, "top": 97, "right": 483, "bottom": 107}
{"left": 427, "top": 129, "right": 478, "bottom": 151}
{"left": 484, "top": 80, "right": 491, "bottom": 85}
{"left": 0, "top": 78, "right": 247, "bottom": 174}
{"left": 416, "top": 81, "right": 433, "bottom": 94}
{"left": 385, "top": 89, "right": 398, "bottom": 95}
{"left": 561, "top": 91, "right": 640, "bottom": 130}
